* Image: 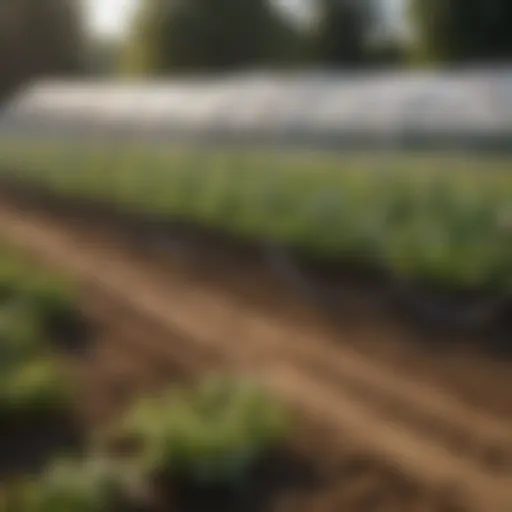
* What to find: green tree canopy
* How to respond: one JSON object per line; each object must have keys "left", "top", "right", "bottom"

{"left": 310, "top": 0, "right": 376, "bottom": 67}
{"left": 410, "top": 0, "right": 512, "bottom": 64}
{"left": 0, "top": 0, "right": 85, "bottom": 102}
{"left": 123, "top": 0, "right": 295, "bottom": 75}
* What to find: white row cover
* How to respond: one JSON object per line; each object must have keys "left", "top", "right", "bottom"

{"left": 1, "top": 70, "right": 512, "bottom": 150}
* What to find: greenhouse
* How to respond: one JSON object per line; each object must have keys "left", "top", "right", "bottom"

{"left": 1, "top": 70, "right": 512, "bottom": 150}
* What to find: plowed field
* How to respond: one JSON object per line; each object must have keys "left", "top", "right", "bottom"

{"left": 0, "top": 191, "right": 511, "bottom": 512}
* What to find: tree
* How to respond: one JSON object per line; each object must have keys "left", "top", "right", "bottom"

{"left": 87, "top": 36, "right": 123, "bottom": 76}
{"left": 0, "top": 0, "right": 85, "bottom": 102}
{"left": 122, "top": 0, "right": 296, "bottom": 75}
{"left": 369, "top": 38, "right": 407, "bottom": 68}
{"left": 410, "top": 0, "right": 512, "bottom": 64}
{"left": 311, "top": 0, "right": 376, "bottom": 67}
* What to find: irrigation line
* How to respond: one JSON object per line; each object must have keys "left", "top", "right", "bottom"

{"left": 260, "top": 240, "right": 343, "bottom": 316}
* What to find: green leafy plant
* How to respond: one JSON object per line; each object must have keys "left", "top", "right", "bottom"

{"left": 0, "top": 359, "right": 71, "bottom": 415}
{"left": 3, "top": 456, "right": 143, "bottom": 512}
{"left": 18, "top": 276, "right": 81, "bottom": 338}
{"left": 0, "top": 251, "right": 78, "bottom": 419}
{"left": 109, "top": 377, "right": 291, "bottom": 487}
{"left": 0, "top": 303, "right": 44, "bottom": 366}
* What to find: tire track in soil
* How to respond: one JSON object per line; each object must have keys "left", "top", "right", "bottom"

{"left": 0, "top": 202, "right": 511, "bottom": 510}
{"left": 37, "top": 207, "right": 512, "bottom": 474}
{"left": 69, "top": 290, "right": 221, "bottom": 427}
{"left": 66, "top": 217, "right": 512, "bottom": 465}
{"left": 128, "top": 219, "right": 512, "bottom": 422}
{"left": 75, "top": 283, "right": 471, "bottom": 512}
{"left": 79, "top": 289, "right": 469, "bottom": 512}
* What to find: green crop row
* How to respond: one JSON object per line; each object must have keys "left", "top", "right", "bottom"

{"left": 3, "top": 377, "right": 291, "bottom": 512}
{"left": 0, "top": 247, "right": 78, "bottom": 418}
{"left": 0, "top": 139, "right": 511, "bottom": 294}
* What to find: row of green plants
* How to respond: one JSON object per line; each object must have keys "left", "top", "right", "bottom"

{"left": 2, "top": 377, "right": 291, "bottom": 511}
{"left": 0, "top": 141, "right": 511, "bottom": 295}
{"left": 0, "top": 247, "right": 79, "bottom": 419}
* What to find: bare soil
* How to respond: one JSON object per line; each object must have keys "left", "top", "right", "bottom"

{"left": 0, "top": 188, "right": 511, "bottom": 511}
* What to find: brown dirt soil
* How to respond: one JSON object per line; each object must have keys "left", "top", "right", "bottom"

{"left": 0, "top": 271, "right": 466, "bottom": 512}
{"left": 0, "top": 191, "right": 511, "bottom": 511}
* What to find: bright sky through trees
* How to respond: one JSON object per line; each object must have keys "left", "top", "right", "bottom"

{"left": 87, "top": 0, "right": 404, "bottom": 38}
{"left": 86, "top": 0, "right": 137, "bottom": 37}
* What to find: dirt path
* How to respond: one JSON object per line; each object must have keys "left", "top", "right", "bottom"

{"left": 0, "top": 198, "right": 511, "bottom": 511}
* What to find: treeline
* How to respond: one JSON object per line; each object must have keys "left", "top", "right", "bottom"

{"left": 121, "top": 0, "right": 402, "bottom": 74}
{"left": 0, "top": 0, "right": 84, "bottom": 101}
{"left": 410, "top": 0, "right": 512, "bottom": 65}
{"left": 121, "top": 0, "right": 512, "bottom": 74}
{"left": 1, "top": 0, "right": 512, "bottom": 101}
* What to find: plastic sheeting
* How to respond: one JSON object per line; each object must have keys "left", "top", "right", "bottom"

{"left": 1, "top": 70, "right": 511, "bottom": 150}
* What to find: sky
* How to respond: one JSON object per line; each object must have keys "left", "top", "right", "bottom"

{"left": 86, "top": 0, "right": 138, "bottom": 38}
{"left": 86, "top": 0, "right": 404, "bottom": 39}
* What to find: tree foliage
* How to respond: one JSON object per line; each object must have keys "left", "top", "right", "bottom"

{"left": 0, "top": 0, "right": 84, "bottom": 102}
{"left": 410, "top": 0, "right": 512, "bottom": 64}
{"left": 310, "top": 0, "right": 376, "bottom": 68}
{"left": 86, "top": 36, "right": 123, "bottom": 76}
{"left": 123, "top": 0, "right": 295, "bottom": 75}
